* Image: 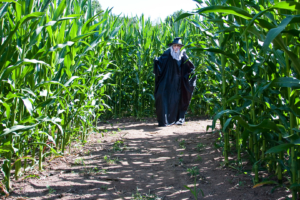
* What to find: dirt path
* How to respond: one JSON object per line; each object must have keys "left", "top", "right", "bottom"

{"left": 8, "top": 119, "right": 290, "bottom": 199}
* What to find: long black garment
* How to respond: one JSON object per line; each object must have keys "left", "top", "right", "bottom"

{"left": 153, "top": 49, "right": 196, "bottom": 126}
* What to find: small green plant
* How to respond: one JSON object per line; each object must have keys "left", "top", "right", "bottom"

{"left": 179, "top": 158, "right": 184, "bottom": 164}
{"left": 195, "top": 155, "right": 202, "bottom": 162}
{"left": 227, "top": 178, "right": 234, "bottom": 184}
{"left": 90, "top": 167, "right": 99, "bottom": 173}
{"left": 131, "top": 188, "right": 160, "bottom": 199}
{"left": 238, "top": 181, "right": 245, "bottom": 186}
{"left": 115, "top": 140, "right": 124, "bottom": 145}
{"left": 179, "top": 140, "right": 186, "bottom": 149}
{"left": 117, "top": 128, "right": 122, "bottom": 132}
{"left": 97, "top": 139, "right": 101, "bottom": 143}
{"left": 112, "top": 140, "right": 126, "bottom": 151}
{"left": 94, "top": 167, "right": 98, "bottom": 170}
{"left": 103, "top": 155, "right": 119, "bottom": 164}
{"left": 101, "top": 185, "right": 108, "bottom": 191}
{"left": 184, "top": 178, "right": 204, "bottom": 199}
{"left": 103, "top": 155, "right": 108, "bottom": 161}
{"left": 74, "top": 158, "right": 84, "bottom": 165}
{"left": 89, "top": 167, "right": 106, "bottom": 174}
{"left": 196, "top": 143, "right": 205, "bottom": 152}
{"left": 74, "top": 144, "right": 83, "bottom": 150}
{"left": 46, "top": 185, "right": 56, "bottom": 194}
{"left": 112, "top": 145, "right": 121, "bottom": 151}
{"left": 187, "top": 166, "right": 199, "bottom": 177}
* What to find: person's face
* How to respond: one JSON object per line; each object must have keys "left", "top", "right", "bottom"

{"left": 172, "top": 44, "right": 182, "bottom": 53}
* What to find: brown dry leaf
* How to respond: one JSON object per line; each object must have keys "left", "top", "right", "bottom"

{"left": 49, "top": 155, "right": 64, "bottom": 162}
{"left": 252, "top": 181, "right": 277, "bottom": 188}
{"left": 150, "top": 132, "right": 158, "bottom": 134}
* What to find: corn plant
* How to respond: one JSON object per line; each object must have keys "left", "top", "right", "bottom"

{"left": 3, "top": 0, "right": 300, "bottom": 199}
{"left": 178, "top": 0, "right": 300, "bottom": 199}
{"left": 0, "top": 0, "right": 119, "bottom": 191}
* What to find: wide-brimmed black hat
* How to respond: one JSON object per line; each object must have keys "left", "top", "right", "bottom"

{"left": 168, "top": 37, "right": 184, "bottom": 47}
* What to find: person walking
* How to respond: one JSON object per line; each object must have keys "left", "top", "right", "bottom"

{"left": 153, "top": 37, "right": 197, "bottom": 127}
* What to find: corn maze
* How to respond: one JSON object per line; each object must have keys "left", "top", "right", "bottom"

{"left": 1, "top": 0, "right": 300, "bottom": 199}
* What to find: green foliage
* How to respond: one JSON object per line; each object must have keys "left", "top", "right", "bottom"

{"left": 1, "top": 0, "right": 300, "bottom": 198}
{"left": 196, "top": 143, "right": 205, "bottom": 152}
{"left": 0, "top": 0, "right": 118, "bottom": 191}
{"left": 131, "top": 188, "right": 160, "bottom": 200}
{"left": 179, "top": 140, "right": 186, "bottom": 149}
{"left": 112, "top": 140, "right": 126, "bottom": 151}
{"left": 177, "top": 0, "right": 300, "bottom": 198}
{"left": 187, "top": 166, "right": 200, "bottom": 177}
{"left": 101, "top": 185, "right": 108, "bottom": 191}
{"left": 179, "top": 157, "right": 184, "bottom": 164}
{"left": 74, "top": 158, "right": 84, "bottom": 166}
{"left": 195, "top": 155, "right": 202, "bottom": 162}
{"left": 24, "top": 174, "right": 40, "bottom": 179}
{"left": 46, "top": 185, "right": 56, "bottom": 194}
{"left": 184, "top": 178, "right": 204, "bottom": 200}
{"left": 103, "top": 155, "right": 119, "bottom": 164}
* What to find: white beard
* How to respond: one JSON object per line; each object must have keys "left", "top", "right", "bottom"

{"left": 170, "top": 47, "right": 185, "bottom": 61}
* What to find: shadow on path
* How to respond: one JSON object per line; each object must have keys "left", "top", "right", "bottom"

{"left": 11, "top": 120, "right": 289, "bottom": 200}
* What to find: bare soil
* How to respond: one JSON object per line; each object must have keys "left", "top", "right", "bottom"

{"left": 6, "top": 118, "right": 291, "bottom": 200}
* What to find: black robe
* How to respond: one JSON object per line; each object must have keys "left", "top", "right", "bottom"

{"left": 153, "top": 49, "right": 196, "bottom": 127}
